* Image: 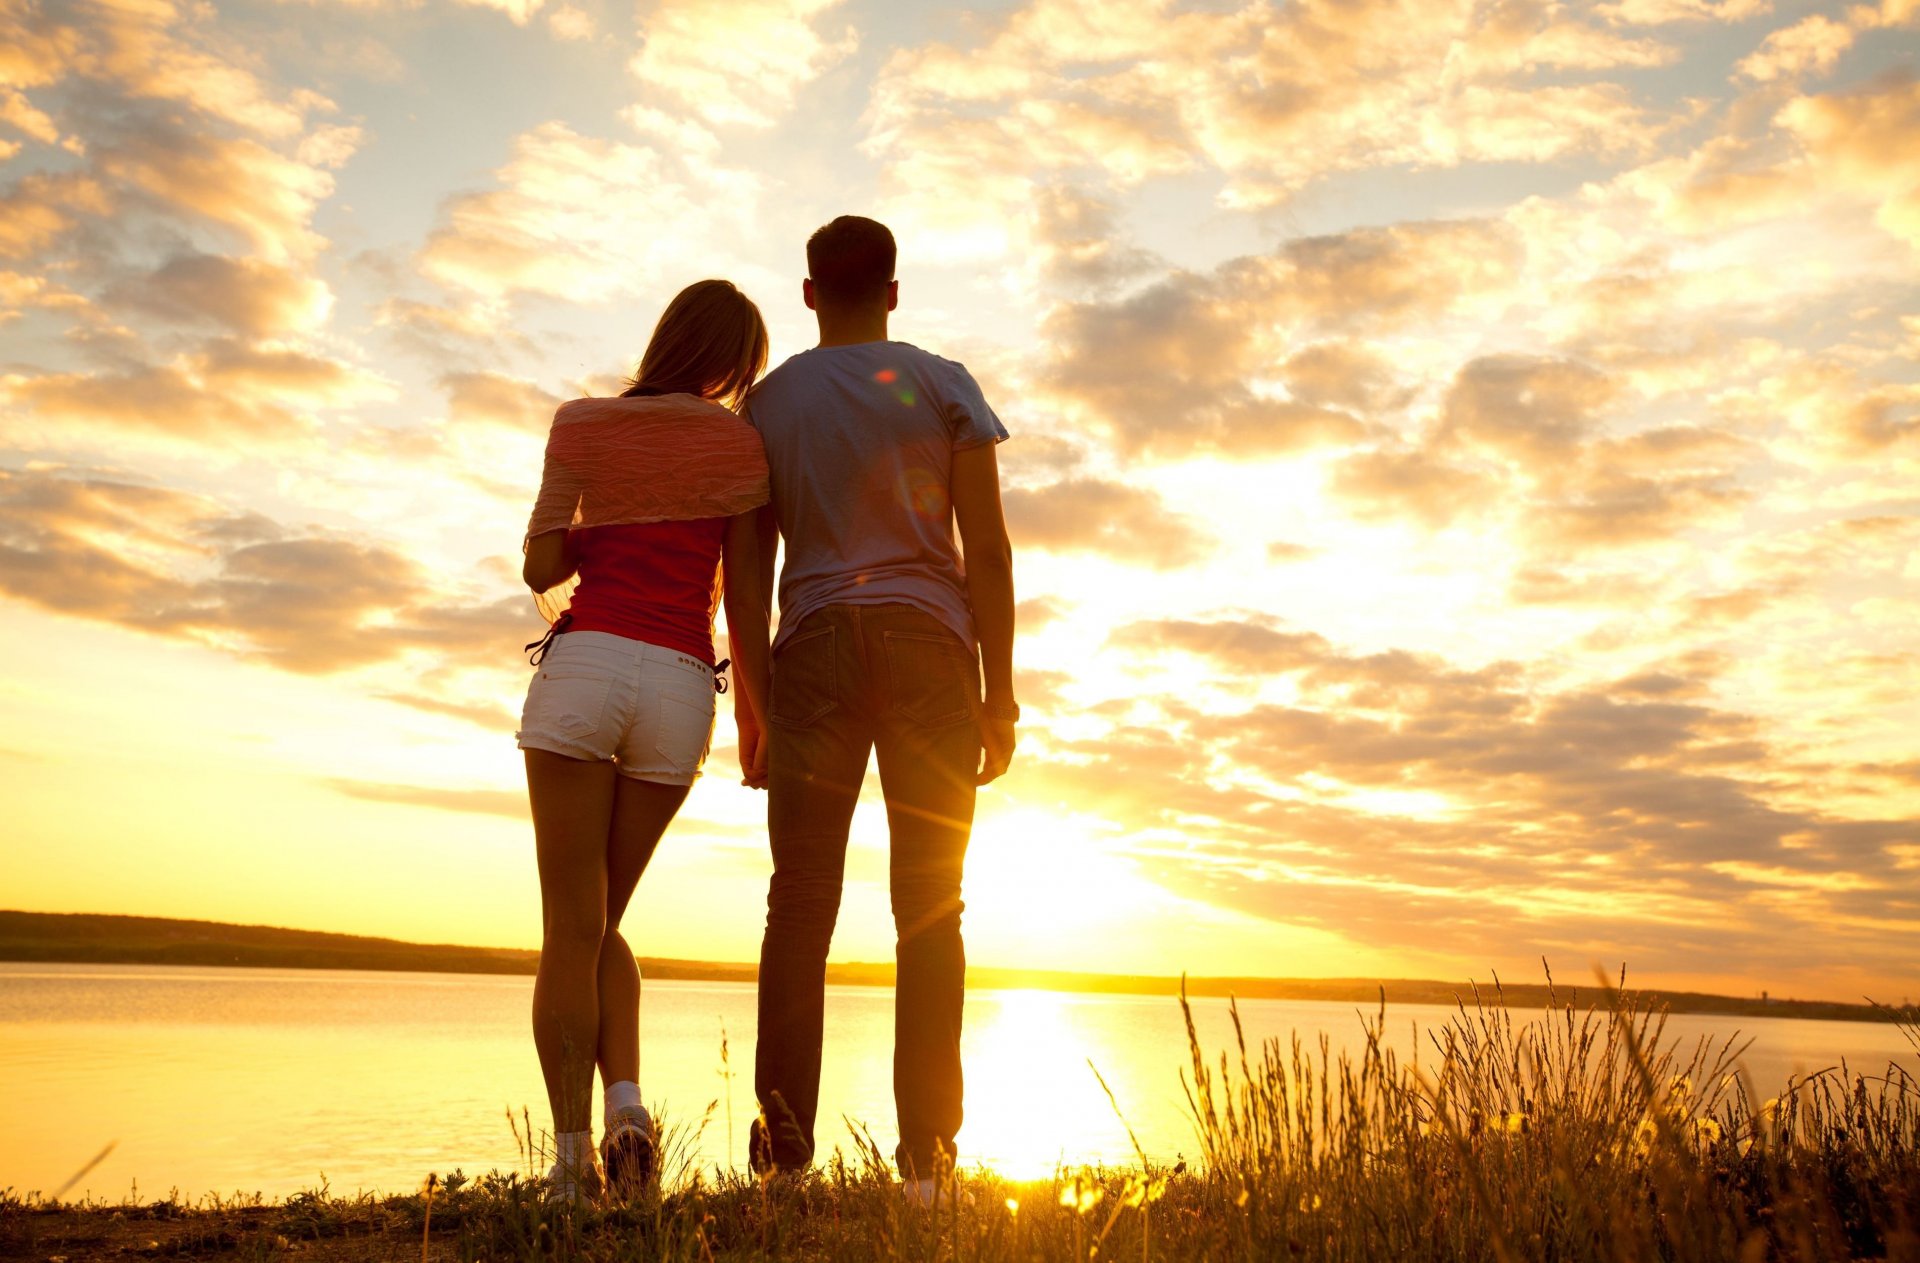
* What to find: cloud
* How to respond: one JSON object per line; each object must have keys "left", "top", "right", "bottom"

{"left": 327, "top": 780, "right": 528, "bottom": 818}
{"left": 418, "top": 121, "right": 755, "bottom": 301}
{"left": 1778, "top": 71, "right": 1920, "bottom": 251}
{"left": 1059, "top": 615, "right": 1920, "bottom": 975}
{"left": 1028, "top": 185, "right": 1159, "bottom": 293}
{"left": 0, "top": 172, "right": 111, "bottom": 259}
{"left": 4, "top": 339, "right": 392, "bottom": 440}
{"left": 0, "top": 469, "right": 542, "bottom": 674}
{"left": 866, "top": 0, "right": 1680, "bottom": 255}
{"left": 1325, "top": 354, "right": 1753, "bottom": 549}
{"left": 1015, "top": 595, "right": 1070, "bottom": 631}
{"left": 628, "top": 0, "right": 855, "bottom": 129}
{"left": 546, "top": 4, "right": 593, "bottom": 39}
{"left": 1040, "top": 219, "right": 1519, "bottom": 455}
{"left": 1737, "top": 12, "right": 1858, "bottom": 82}
{"left": 442, "top": 371, "right": 564, "bottom": 429}
{"left": 107, "top": 253, "right": 333, "bottom": 338}
{"left": 96, "top": 117, "right": 349, "bottom": 264}
{"left": 1001, "top": 477, "right": 1212, "bottom": 567}
{"left": 1597, "top": 0, "right": 1771, "bottom": 23}
{"left": 0, "top": 0, "right": 358, "bottom": 269}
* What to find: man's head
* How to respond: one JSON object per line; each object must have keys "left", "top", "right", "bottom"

{"left": 804, "top": 215, "right": 897, "bottom": 315}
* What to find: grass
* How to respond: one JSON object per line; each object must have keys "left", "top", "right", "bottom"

{"left": 5, "top": 969, "right": 1916, "bottom": 1261}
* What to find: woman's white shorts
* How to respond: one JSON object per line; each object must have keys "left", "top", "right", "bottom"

{"left": 516, "top": 630, "right": 717, "bottom": 786}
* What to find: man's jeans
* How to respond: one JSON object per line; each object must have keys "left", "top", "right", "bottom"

{"left": 754, "top": 603, "right": 980, "bottom": 1177}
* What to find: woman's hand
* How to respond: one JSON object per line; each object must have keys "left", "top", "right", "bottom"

{"left": 735, "top": 699, "right": 770, "bottom": 789}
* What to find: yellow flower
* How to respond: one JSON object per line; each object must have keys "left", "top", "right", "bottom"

{"left": 1694, "top": 1117, "right": 1723, "bottom": 1145}
{"left": 1059, "top": 1177, "right": 1105, "bottom": 1215}
{"left": 1501, "top": 1112, "right": 1529, "bottom": 1134}
{"left": 1122, "top": 1173, "right": 1168, "bottom": 1208}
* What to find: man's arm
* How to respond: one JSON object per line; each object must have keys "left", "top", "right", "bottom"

{"left": 951, "top": 441, "right": 1016, "bottom": 785}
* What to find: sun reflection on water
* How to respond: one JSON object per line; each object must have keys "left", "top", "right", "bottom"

{"left": 960, "top": 989, "right": 1140, "bottom": 1179}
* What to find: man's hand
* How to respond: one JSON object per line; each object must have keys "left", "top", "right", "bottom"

{"left": 736, "top": 704, "right": 770, "bottom": 790}
{"left": 977, "top": 714, "right": 1016, "bottom": 786}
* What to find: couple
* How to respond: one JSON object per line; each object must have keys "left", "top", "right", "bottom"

{"left": 515, "top": 216, "right": 1019, "bottom": 1205}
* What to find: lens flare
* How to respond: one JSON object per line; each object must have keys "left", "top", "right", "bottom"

{"left": 872, "top": 367, "right": 916, "bottom": 406}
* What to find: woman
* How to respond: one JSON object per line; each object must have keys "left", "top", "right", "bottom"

{"left": 517, "top": 279, "right": 774, "bottom": 1204}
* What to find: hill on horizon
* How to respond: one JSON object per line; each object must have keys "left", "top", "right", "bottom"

{"left": 0, "top": 909, "right": 1904, "bottom": 1025}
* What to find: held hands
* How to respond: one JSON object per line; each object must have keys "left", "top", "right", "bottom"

{"left": 977, "top": 713, "right": 1017, "bottom": 786}
{"left": 735, "top": 701, "right": 770, "bottom": 790}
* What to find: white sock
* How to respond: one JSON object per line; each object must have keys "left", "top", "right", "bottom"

{"left": 555, "top": 1130, "right": 595, "bottom": 1171}
{"left": 605, "top": 1080, "right": 644, "bottom": 1122}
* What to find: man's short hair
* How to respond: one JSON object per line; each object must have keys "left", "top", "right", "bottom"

{"left": 807, "top": 216, "right": 896, "bottom": 304}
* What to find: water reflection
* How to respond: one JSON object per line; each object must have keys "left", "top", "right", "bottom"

{"left": 1, "top": 964, "right": 1910, "bottom": 1199}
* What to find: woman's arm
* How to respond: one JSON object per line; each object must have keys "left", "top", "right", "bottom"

{"left": 523, "top": 529, "right": 579, "bottom": 594}
{"left": 722, "top": 509, "right": 774, "bottom": 787}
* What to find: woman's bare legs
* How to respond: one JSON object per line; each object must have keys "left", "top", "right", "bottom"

{"left": 528, "top": 749, "right": 619, "bottom": 1139}
{"left": 595, "top": 776, "right": 691, "bottom": 1087}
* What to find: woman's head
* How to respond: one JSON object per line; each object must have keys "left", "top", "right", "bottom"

{"left": 622, "top": 279, "right": 768, "bottom": 410}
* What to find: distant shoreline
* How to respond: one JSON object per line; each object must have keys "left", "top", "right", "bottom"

{"left": 2, "top": 909, "right": 1907, "bottom": 1025}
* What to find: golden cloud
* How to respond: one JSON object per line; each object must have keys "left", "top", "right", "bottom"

{"left": 628, "top": 0, "right": 855, "bottom": 129}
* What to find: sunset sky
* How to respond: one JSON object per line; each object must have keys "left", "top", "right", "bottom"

{"left": 2, "top": 0, "right": 1917, "bottom": 1002}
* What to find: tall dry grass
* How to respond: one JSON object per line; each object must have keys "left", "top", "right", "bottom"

{"left": 7, "top": 970, "right": 1916, "bottom": 1261}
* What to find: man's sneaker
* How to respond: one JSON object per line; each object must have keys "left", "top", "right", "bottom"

{"left": 543, "top": 1156, "right": 603, "bottom": 1207}
{"left": 601, "top": 1110, "right": 657, "bottom": 1197}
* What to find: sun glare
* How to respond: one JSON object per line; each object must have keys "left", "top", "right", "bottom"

{"left": 965, "top": 809, "right": 1171, "bottom": 966}
{"left": 960, "top": 989, "right": 1137, "bottom": 1179}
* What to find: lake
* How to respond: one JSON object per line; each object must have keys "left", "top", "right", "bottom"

{"left": 2, "top": 962, "right": 1911, "bottom": 1200}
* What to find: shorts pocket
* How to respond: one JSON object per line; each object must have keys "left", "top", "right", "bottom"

{"left": 771, "top": 624, "right": 837, "bottom": 728}
{"left": 657, "top": 690, "right": 716, "bottom": 775}
{"left": 884, "top": 630, "right": 974, "bottom": 728}
{"left": 524, "top": 665, "right": 615, "bottom": 741}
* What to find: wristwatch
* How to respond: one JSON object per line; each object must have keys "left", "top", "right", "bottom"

{"left": 981, "top": 700, "right": 1021, "bottom": 722}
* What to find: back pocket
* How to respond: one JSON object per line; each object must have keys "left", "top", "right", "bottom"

{"left": 884, "top": 630, "right": 974, "bottom": 728}
{"left": 657, "top": 690, "right": 716, "bottom": 775}
{"left": 526, "top": 665, "right": 615, "bottom": 741}
{"left": 771, "top": 624, "right": 837, "bottom": 728}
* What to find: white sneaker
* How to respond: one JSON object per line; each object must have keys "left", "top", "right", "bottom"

{"left": 601, "top": 1109, "right": 657, "bottom": 1197}
{"left": 903, "top": 1177, "right": 972, "bottom": 1210}
{"left": 544, "top": 1157, "right": 603, "bottom": 1207}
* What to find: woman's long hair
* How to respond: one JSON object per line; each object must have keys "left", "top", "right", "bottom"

{"left": 621, "top": 279, "right": 768, "bottom": 411}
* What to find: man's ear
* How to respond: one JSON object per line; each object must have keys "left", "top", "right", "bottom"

{"left": 802, "top": 277, "right": 817, "bottom": 311}
{"left": 886, "top": 279, "right": 899, "bottom": 312}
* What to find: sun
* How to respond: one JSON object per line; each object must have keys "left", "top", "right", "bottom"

{"left": 962, "top": 808, "right": 1175, "bottom": 972}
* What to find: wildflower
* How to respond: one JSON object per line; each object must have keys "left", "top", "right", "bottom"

{"left": 1501, "top": 1112, "right": 1529, "bottom": 1134}
{"left": 1630, "top": 1117, "right": 1660, "bottom": 1159}
{"left": 1123, "top": 1173, "right": 1168, "bottom": 1208}
{"left": 1060, "top": 1176, "right": 1104, "bottom": 1215}
{"left": 1694, "top": 1117, "right": 1723, "bottom": 1146}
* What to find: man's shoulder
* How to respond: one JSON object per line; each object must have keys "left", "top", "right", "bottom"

{"left": 890, "top": 340, "right": 969, "bottom": 377}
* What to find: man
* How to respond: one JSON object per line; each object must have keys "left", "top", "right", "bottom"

{"left": 732, "top": 215, "right": 1018, "bottom": 1195}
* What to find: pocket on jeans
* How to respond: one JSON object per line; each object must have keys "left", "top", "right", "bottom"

{"left": 657, "top": 690, "right": 716, "bottom": 774}
{"left": 527, "top": 666, "right": 614, "bottom": 740}
{"left": 883, "top": 630, "right": 974, "bottom": 728}
{"left": 771, "top": 624, "right": 837, "bottom": 727}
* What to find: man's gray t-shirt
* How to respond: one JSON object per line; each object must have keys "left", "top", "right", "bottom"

{"left": 745, "top": 340, "right": 1009, "bottom": 651}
